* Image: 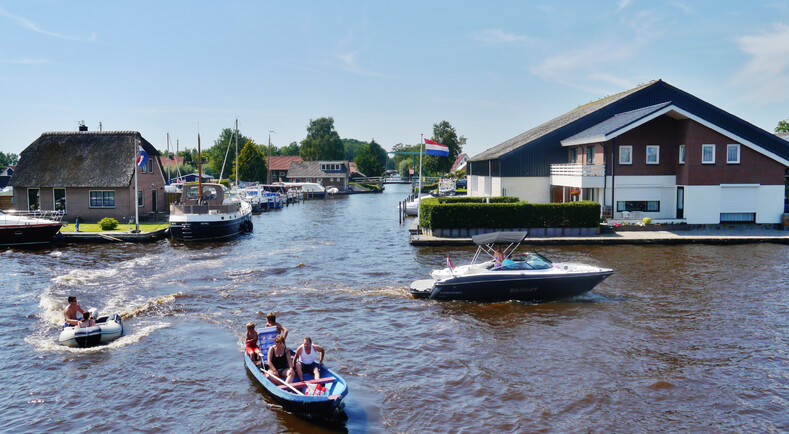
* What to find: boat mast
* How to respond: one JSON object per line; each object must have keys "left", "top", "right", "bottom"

{"left": 197, "top": 133, "right": 203, "bottom": 202}
{"left": 417, "top": 133, "right": 424, "bottom": 220}
{"left": 235, "top": 118, "right": 239, "bottom": 188}
{"left": 268, "top": 130, "right": 274, "bottom": 183}
{"left": 175, "top": 139, "right": 182, "bottom": 180}
{"left": 166, "top": 132, "right": 171, "bottom": 182}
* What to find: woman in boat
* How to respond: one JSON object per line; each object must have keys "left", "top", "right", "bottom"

{"left": 266, "top": 335, "right": 295, "bottom": 384}
{"left": 493, "top": 247, "right": 506, "bottom": 267}
{"left": 78, "top": 311, "right": 95, "bottom": 328}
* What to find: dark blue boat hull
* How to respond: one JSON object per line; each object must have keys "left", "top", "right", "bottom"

{"left": 426, "top": 271, "right": 613, "bottom": 302}
{"left": 170, "top": 216, "right": 251, "bottom": 242}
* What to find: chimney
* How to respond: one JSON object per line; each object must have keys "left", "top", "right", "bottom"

{"left": 78, "top": 120, "right": 88, "bottom": 132}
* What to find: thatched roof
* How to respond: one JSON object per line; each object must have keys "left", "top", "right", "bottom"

{"left": 10, "top": 131, "right": 159, "bottom": 188}
{"left": 287, "top": 161, "right": 348, "bottom": 178}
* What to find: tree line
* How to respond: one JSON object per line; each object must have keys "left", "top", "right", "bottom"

{"left": 160, "top": 117, "right": 466, "bottom": 184}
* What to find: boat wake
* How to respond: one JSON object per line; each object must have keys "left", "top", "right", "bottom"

{"left": 118, "top": 292, "right": 184, "bottom": 320}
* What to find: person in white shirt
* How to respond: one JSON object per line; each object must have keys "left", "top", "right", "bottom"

{"left": 294, "top": 337, "right": 325, "bottom": 382}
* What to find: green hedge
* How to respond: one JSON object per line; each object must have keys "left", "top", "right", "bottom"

{"left": 436, "top": 196, "right": 518, "bottom": 204}
{"left": 420, "top": 199, "right": 600, "bottom": 228}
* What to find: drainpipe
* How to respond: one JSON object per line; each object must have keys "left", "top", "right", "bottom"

{"left": 602, "top": 142, "right": 607, "bottom": 209}
{"left": 611, "top": 138, "right": 616, "bottom": 218}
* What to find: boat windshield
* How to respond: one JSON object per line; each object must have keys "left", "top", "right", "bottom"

{"left": 497, "top": 253, "right": 553, "bottom": 270}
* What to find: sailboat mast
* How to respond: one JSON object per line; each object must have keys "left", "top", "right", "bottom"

{"left": 166, "top": 132, "right": 171, "bottom": 182}
{"left": 235, "top": 118, "right": 239, "bottom": 187}
{"left": 197, "top": 133, "right": 203, "bottom": 201}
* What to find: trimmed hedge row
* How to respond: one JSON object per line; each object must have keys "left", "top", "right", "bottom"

{"left": 436, "top": 196, "right": 519, "bottom": 204}
{"left": 420, "top": 199, "right": 600, "bottom": 228}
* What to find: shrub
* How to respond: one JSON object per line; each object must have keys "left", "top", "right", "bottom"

{"left": 642, "top": 217, "right": 651, "bottom": 225}
{"left": 419, "top": 199, "right": 600, "bottom": 228}
{"left": 98, "top": 217, "right": 119, "bottom": 230}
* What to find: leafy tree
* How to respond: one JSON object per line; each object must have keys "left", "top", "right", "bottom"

{"left": 354, "top": 139, "right": 387, "bottom": 177}
{"left": 776, "top": 119, "right": 789, "bottom": 133}
{"left": 280, "top": 141, "right": 300, "bottom": 156}
{"left": 342, "top": 138, "right": 367, "bottom": 161}
{"left": 385, "top": 156, "right": 396, "bottom": 171}
{"left": 300, "top": 117, "right": 344, "bottom": 161}
{"left": 423, "top": 121, "right": 465, "bottom": 175}
{"left": 0, "top": 151, "right": 19, "bottom": 169}
{"left": 398, "top": 158, "right": 415, "bottom": 178}
{"left": 206, "top": 128, "right": 256, "bottom": 179}
{"left": 232, "top": 140, "right": 267, "bottom": 183}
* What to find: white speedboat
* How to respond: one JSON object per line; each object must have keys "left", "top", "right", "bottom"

{"left": 410, "top": 231, "right": 613, "bottom": 302}
{"left": 58, "top": 311, "right": 123, "bottom": 348}
{"left": 0, "top": 209, "right": 63, "bottom": 247}
{"left": 169, "top": 183, "right": 253, "bottom": 241}
{"left": 282, "top": 182, "right": 326, "bottom": 199}
{"left": 404, "top": 195, "right": 433, "bottom": 216}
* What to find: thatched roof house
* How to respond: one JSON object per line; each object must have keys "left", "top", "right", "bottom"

{"left": 287, "top": 160, "right": 349, "bottom": 191}
{"left": 10, "top": 130, "right": 166, "bottom": 222}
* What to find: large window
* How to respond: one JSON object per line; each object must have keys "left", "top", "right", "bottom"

{"left": 646, "top": 145, "right": 660, "bottom": 164}
{"left": 27, "top": 188, "right": 40, "bottom": 211}
{"left": 727, "top": 144, "right": 740, "bottom": 164}
{"left": 586, "top": 146, "right": 594, "bottom": 164}
{"left": 53, "top": 188, "right": 66, "bottom": 212}
{"left": 617, "top": 200, "right": 660, "bottom": 212}
{"left": 702, "top": 144, "right": 716, "bottom": 164}
{"left": 679, "top": 145, "right": 685, "bottom": 164}
{"left": 89, "top": 190, "right": 115, "bottom": 208}
{"left": 137, "top": 190, "right": 144, "bottom": 207}
{"left": 619, "top": 145, "right": 632, "bottom": 165}
{"left": 569, "top": 147, "right": 578, "bottom": 164}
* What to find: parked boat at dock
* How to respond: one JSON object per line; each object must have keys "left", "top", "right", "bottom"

{"left": 410, "top": 231, "right": 613, "bottom": 302}
{"left": 169, "top": 183, "right": 253, "bottom": 241}
{"left": 0, "top": 210, "right": 63, "bottom": 247}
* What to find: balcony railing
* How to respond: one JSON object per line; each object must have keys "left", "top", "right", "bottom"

{"left": 550, "top": 163, "right": 605, "bottom": 176}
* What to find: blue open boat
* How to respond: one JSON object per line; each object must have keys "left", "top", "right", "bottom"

{"left": 244, "top": 327, "right": 348, "bottom": 418}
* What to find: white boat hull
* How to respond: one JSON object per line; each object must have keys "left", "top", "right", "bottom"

{"left": 59, "top": 314, "right": 123, "bottom": 348}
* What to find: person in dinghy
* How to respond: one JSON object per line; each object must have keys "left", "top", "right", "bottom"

{"left": 64, "top": 296, "right": 85, "bottom": 326}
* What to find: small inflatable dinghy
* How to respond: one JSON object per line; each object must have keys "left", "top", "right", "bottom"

{"left": 58, "top": 311, "right": 123, "bottom": 348}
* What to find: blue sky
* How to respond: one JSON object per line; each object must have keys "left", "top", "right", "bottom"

{"left": 1, "top": 1, "right": 788, "bottom": 157}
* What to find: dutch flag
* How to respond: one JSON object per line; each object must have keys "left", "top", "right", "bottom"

{"left": 137, "top": 142, "right": 149, "bottom": 167}
{"left": 425, "top": 138, "right": 449, "bottom": 157}
{"left": 446, "top": 254, "right": 455, "bottom": 272}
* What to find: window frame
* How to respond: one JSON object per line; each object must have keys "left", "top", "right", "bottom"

{"left": 53, "top": 188, "right": 67, "bottom": 213}
{"left": 89, "top": 190, "right": 116, "bottom": 208}
{"left": 569, "top": 147, "right": 578, "bottom": 164}
{"left": 27, "top": 188, "right": 40, "bottom": 212}
{"left": 678, "top": 144, "right": 685, "bottom": 164}
{"left": 726, "top": 144, "right": 740, "bottom": 164}
{"left": 619, "top": 145, "right": 632, "bottom": 165}
{"left": 586, "top": 146, "right": 595, "bottom": 165}
{"left": 137, "top": 190, "right": 144, "bottom": 207}
{"left": 616, "top": 200, "right": 660, "bottom": 212}
{"left": 646, "top": 145, "right": 660, "bottom": 165}
{"left": 702, "top": 144, "right": 716, "bottom": 164}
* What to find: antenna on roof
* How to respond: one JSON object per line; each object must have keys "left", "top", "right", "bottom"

{"left": 78, "top": 120, "right": 88, "bottom": 132}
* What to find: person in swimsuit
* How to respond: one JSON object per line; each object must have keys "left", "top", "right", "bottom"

{"left": 265, "top": 312, "right": 288, "bottom": 342}
{"left": 294, "top": 336, "right": 325, "bottom": 382}
{"left": 64, "top": 296, "right": 85, "bottom": 326}
{"left": 78, "top": 311, "right": 95, "bottom": 328}
{"left": 266, "top": 335, "right": 294, "bottom": 384}
{"left": 245, "top": 322, "right": 263, "bottom": 366}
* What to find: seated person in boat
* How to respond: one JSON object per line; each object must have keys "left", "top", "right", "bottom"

{"left": 493, "top": 248, "right": 506, "bottom": 267}
{"left": 64, "top": 296, "right": 85, "bottom": 326}
{"left": 266, "top": 335, "right": 295, "bottom": 384}
{"left": 78, "top": 311, "right": 95, "bottom": 328}
{"left": 265, "top": 312, "right": 288, "bottom": 341}
{"left": 245, "top": 322, "right": 264, "bottom": 366}
{"left": 294, "top": 337, "right": 325, "bottom": 382}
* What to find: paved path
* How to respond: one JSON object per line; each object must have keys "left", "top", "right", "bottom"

{"left": 410, "top": 227, "right": 789, "bottom": 246}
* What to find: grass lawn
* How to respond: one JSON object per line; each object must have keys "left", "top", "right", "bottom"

{"left": 59, "top": 222, "right": 170, "bottom": 233}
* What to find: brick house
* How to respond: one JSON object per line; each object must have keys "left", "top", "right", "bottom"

{"left": 468, "top": 80, "right": 789, "bottom": 224}
{"left": 268, "top": 156, "right": 302, "bottom": 183}
{"left": 286, "top": 160, "right": 349, "bottom": 191}
{"left": 10, "top": 130, "right": 166, "bottom": 222}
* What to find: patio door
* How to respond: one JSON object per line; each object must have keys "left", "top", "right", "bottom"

{"left": 676, "top": 187, "right": 684, "bottom": 219}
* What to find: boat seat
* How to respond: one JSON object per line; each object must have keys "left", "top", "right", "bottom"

{"left": 278, "top": 377, "right": 336, "bottom": 390}
{"left": 257, "top": 326, "right": 278, "bottom": 363}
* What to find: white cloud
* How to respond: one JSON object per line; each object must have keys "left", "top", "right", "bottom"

{"left": 531, "top": 43, "right": 637, "bottom": 93}
{"left": 731, "top": 23, "right": 789, "bottom": 103}
{"left": 0, "top": 7, "right": 97, "bottom": 42}
{"left": 0, "top": 58, "right": 50, "bottom": 64}
{"left": 336, "top": 51, "right": 390, "bottom": 78}
{"left": 616, "top": 0, "right": 631, "bottom": 13}
{"left": 588, "top": 73, "right": 635, "bottom": 89}
{"left": 471, "top": 29, "right": 533, "bottom": 44}
{"left": 669, "top": 1, "right": 693, "bottom": 14}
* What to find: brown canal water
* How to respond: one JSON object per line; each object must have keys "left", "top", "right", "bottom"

{"left": 1, "top": 183, "right": 787, "bottom": 432}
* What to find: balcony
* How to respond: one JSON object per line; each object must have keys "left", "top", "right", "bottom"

{"left": 550, "top": 163, "right": 606, "bottom": 188}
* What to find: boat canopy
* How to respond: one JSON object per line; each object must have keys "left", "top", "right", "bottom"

{"left": 471, "top": 231, "right": 528, "bottom": 246}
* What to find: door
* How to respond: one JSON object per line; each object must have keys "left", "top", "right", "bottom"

{"left": 152, "top": 189, "right": 158, "bottom": 212}
{"left": 676, "top": 186, "right": 684, "bottom": 219}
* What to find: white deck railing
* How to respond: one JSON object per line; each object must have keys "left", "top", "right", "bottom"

{"left": 550, "top": 164, "right": 606, "bottom": 176}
